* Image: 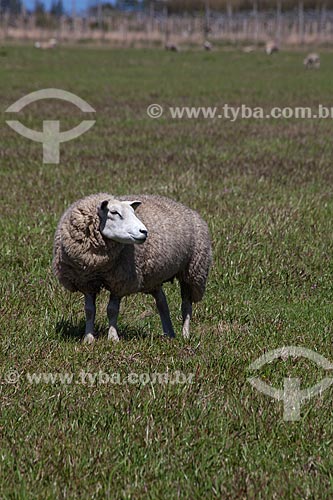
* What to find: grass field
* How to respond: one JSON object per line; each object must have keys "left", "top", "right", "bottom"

{"left": 1, "top": 46, "right": 333, "bottom": 498}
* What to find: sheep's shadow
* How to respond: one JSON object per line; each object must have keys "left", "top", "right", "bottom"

{"left": 118, "top": 325, "right": 149, "bottom": 341}
{"left": 56, "top": 319, "right": 87, "bottom": 341}
{"left": 56, "top": 318, "right": 149, "bottom": 342}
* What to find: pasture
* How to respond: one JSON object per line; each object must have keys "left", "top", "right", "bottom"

{"left": 1, "top": 46, "right": 333, "bottom": 498}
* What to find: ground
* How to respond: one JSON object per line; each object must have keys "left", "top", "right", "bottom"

{"left": 1, "top": 46, "right": 333, "bottom": 498}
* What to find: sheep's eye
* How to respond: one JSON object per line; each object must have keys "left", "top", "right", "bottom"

{"left": 110, "top": 210, "right": 122, "bottom": 218}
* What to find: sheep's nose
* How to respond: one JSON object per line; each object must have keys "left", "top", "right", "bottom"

{"left": 140, "top": 229, "right": 148, "bottom": 238}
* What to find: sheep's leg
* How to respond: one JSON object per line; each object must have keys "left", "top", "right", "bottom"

{"left": 107, "top": 296, "right": 120, "bottom": 342}
{"left": 152, "top": 288, "right": 175, "bottom": 338}
{"left": 180, "top": 283, "right": 192, "bottom": 339}
{"left": 83, "top": 293, "right": 96, "bottom": 344}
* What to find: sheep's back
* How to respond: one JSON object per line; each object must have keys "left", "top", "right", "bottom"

{"left": 119, "top": 195, "right": 210, "bottom": 293}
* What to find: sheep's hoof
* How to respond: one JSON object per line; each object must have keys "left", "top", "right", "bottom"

{"left": 83, "top": 333, "right": 95, "bottom": 344}
{"left": 107, "top": 327, "right": 120, "bottom": 342}
{"left": 162, "top": 332, "right": 175, "bottom": 339}
{"left": 182, "top": 327, "right": 190, "bottom": 339}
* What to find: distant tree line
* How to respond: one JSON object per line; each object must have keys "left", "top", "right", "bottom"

{"left": 0, "top": 0, "right": 64, "bottom": 15}
{"left": 86, "top": 0, "right": 333, "bottom": 15}
{"left": 2, "top": 0, "right": 333, "bottom": 16}
{"left": 164, "top": 0, "right": 333, "bottom": 14}
{"left": 0, "top": 0, "right": 22, "bottom": 14}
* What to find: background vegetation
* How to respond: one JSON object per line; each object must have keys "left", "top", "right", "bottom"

{"left": 1, "top": 46, "right": 333, "bottom": 498}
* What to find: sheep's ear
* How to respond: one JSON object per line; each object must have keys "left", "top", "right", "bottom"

{"left": 129, "top": 200, "right": 141, "bottom": 211}
{"left": 100, "top": 200, "right": 109, "bottom": 211}
{"left": 98, "top": 200, "right": 109, "bottom": 218}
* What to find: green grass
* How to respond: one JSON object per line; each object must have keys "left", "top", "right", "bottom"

{"left": 1, "top": 46, "right": 333, "bottom": 498}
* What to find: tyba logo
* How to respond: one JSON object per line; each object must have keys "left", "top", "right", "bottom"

{"left": 248, "top": 346, "right": 333, "bottom": 421}
{"left": 5, "top": 89, "right": 96, "bottom": 164}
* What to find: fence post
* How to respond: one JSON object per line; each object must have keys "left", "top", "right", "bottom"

{"left": 298, "top": 0, "right": 304, "bottom": 44}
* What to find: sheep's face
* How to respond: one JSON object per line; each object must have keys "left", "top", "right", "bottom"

{"left": 98, "top": 199, "right": 148, "bottom": 245}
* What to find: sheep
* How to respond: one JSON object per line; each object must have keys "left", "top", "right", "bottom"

{"left": 34, "top": 38, "right": 57, "bottom": 50}
{"left": 265, "top": 41, "right": 279, "bottom": 55}
{"left": 53, "top": 193, "right": 212, "bottom": 344}
{"left": 165, "top": 42, "right": 179, "bottom": 52}
{"left": 304, "top": 53, "right": 320, "bottom": 69}
{"left": 203, "top": 40, "right": 212, "bottom": 51}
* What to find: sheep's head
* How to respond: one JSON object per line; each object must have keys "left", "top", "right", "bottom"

{"left": 98, "top": 199, "right": 148, "bottom": 245}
